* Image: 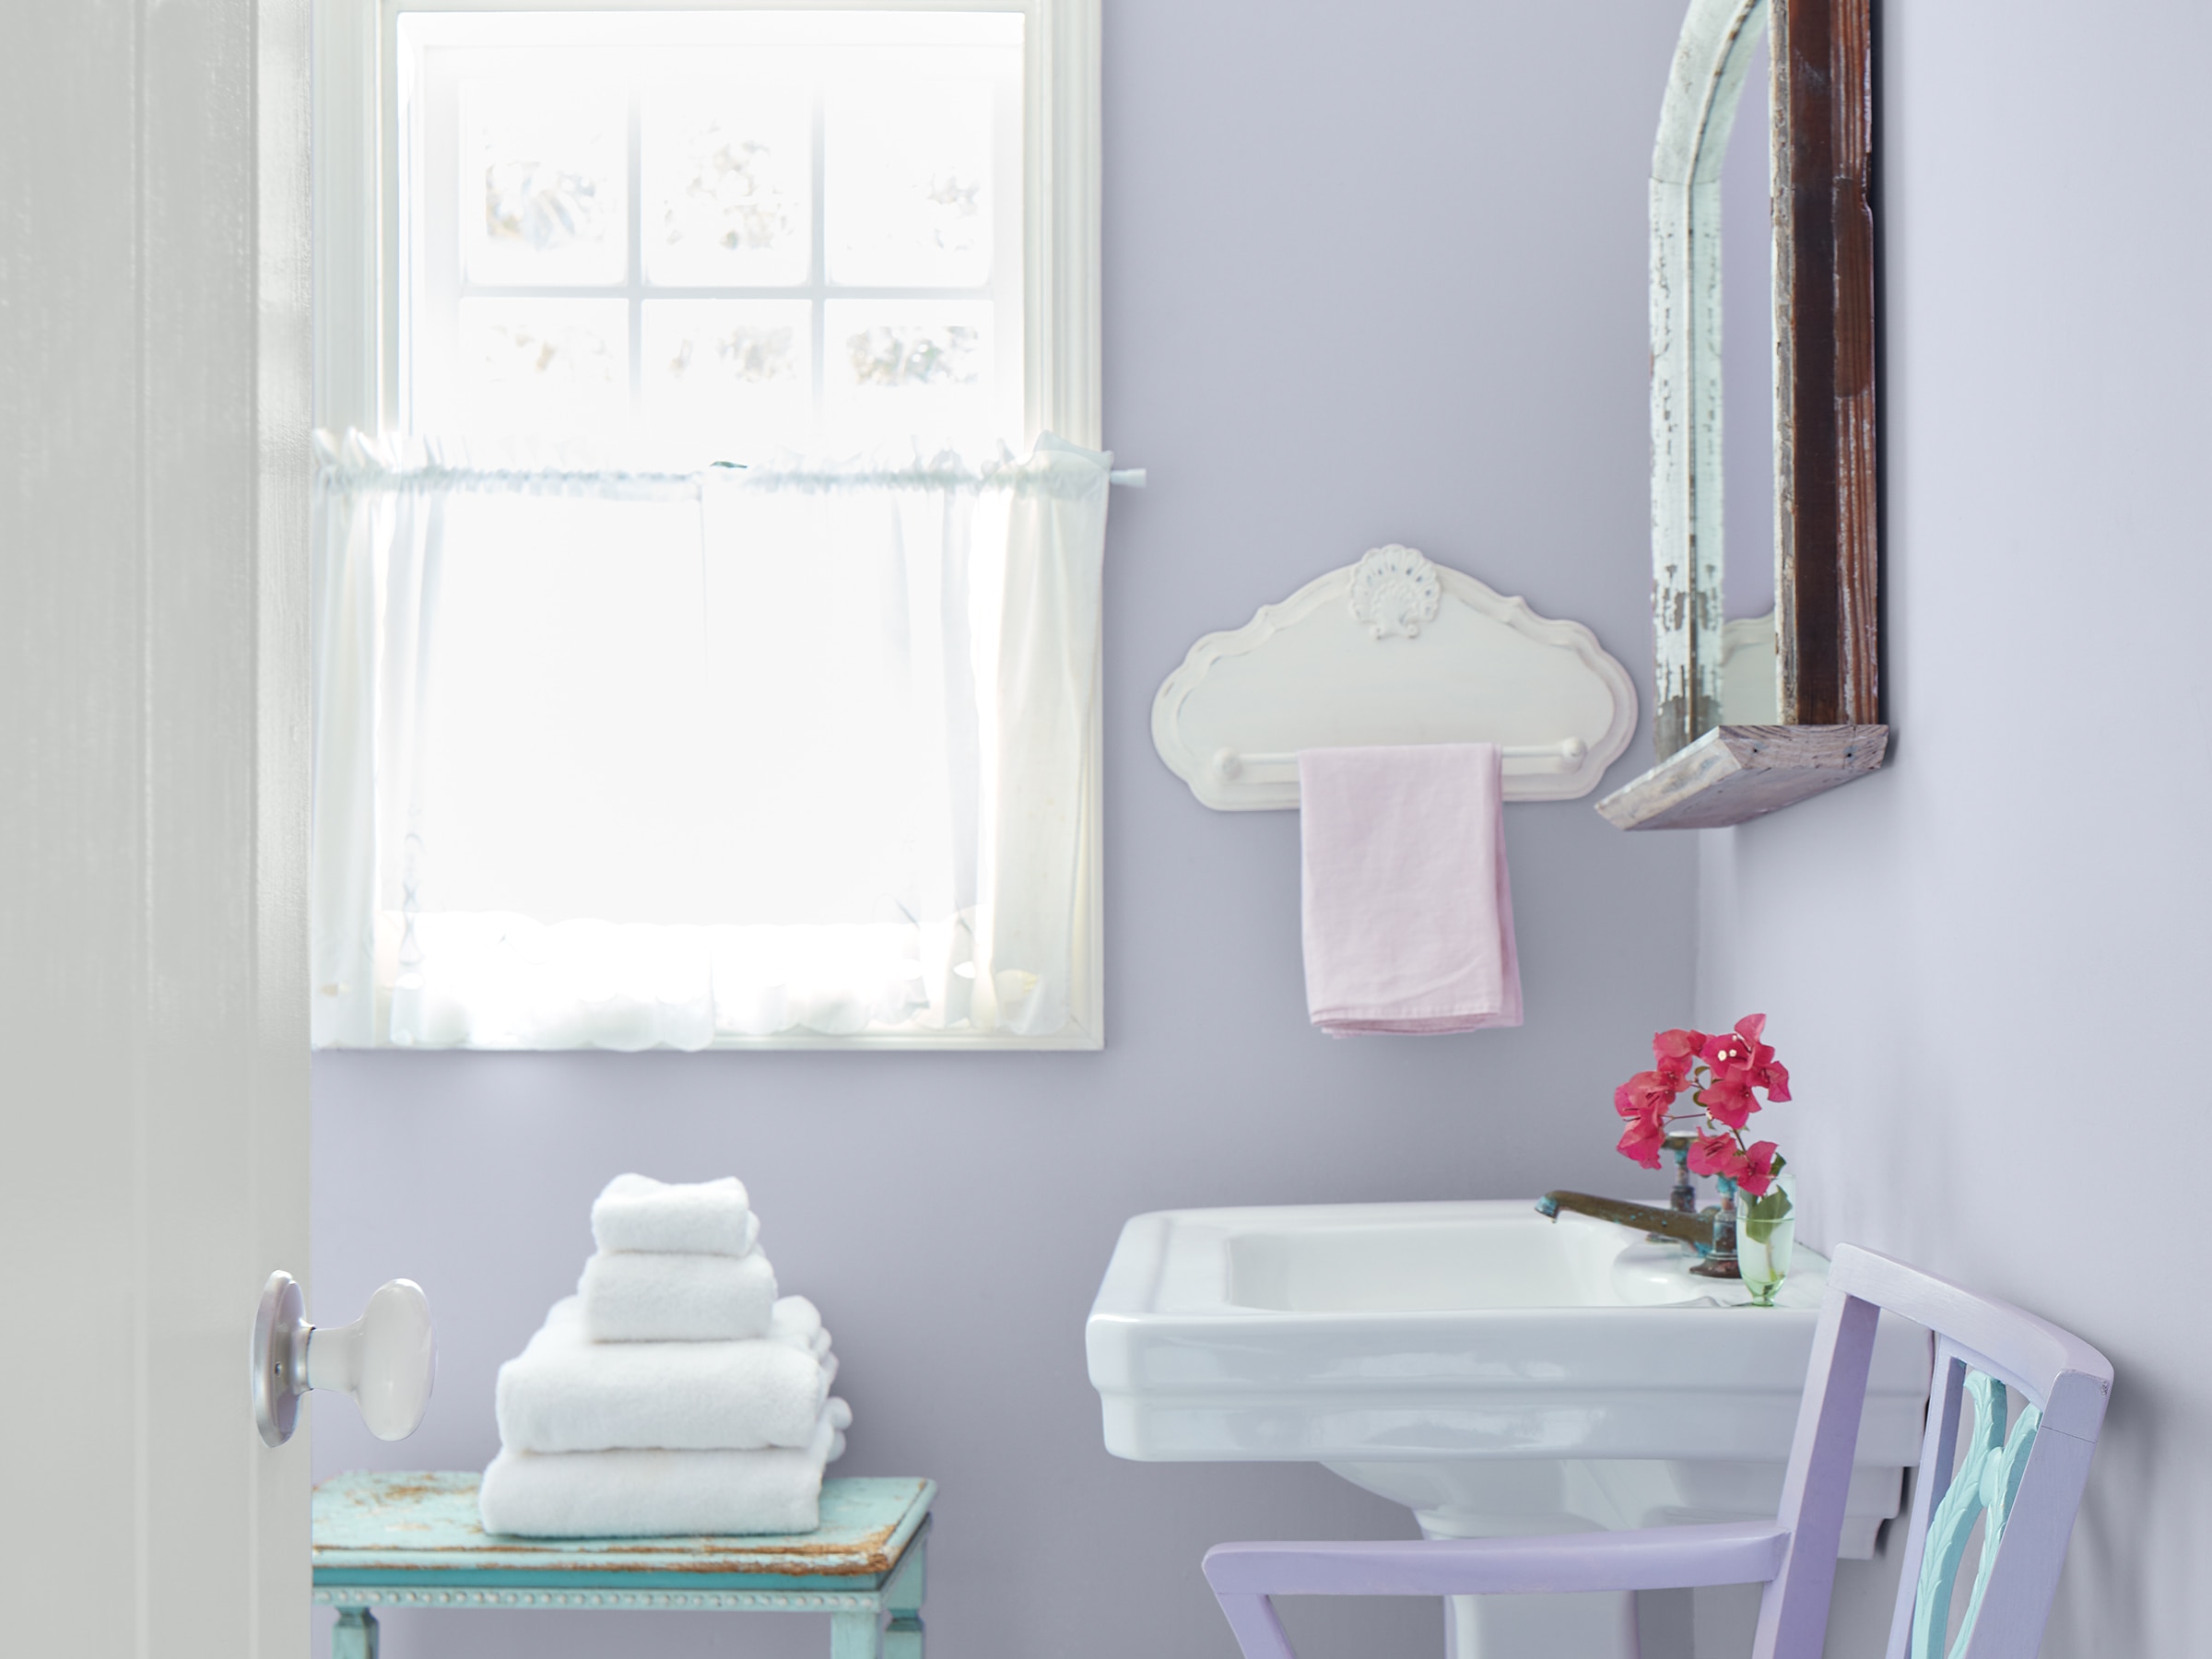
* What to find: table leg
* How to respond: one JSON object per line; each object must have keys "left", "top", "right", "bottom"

{"left": 830, "top": 1609, "right": 882, "bottom": 1659}
{"left": 332, "top": 1608, "right": 379, "bottom": 1659}
{"left": 884, "top": 1535, "right": 926, "bottom": 1659}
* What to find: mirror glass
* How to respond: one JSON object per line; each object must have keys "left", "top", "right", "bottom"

{"left": 1717, "top": 19, "right": 1778, "bottom": 727}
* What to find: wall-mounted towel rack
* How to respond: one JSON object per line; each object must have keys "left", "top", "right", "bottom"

{"left": 1152, "top": 547, "right": 1637, "bottom": 811}
{"left": 1212, "top": 738, "right": 1588, "bottom": 780}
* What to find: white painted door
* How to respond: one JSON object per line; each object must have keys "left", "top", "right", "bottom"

{"left": 0, "top": 3, "right": 313, "bottom": 1654}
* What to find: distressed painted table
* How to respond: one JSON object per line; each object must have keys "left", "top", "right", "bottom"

{"left": 312, "top": 1472, "right": 933, "bottom": 1659}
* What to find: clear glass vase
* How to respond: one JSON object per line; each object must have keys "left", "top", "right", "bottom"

{"left": 1736, "top": 1170, "right": 1796, "bottom": 1307}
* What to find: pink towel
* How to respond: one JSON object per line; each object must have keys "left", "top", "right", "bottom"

{"left": 1298, "top": 743, "right": 1523, "bottom": 1035}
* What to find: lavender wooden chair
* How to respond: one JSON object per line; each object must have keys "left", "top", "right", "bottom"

{"left": 1204, "top": 1244, "right": 2112, "bottom": 1659}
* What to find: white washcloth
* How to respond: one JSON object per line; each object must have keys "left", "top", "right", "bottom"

{"left": 581, "top": 1249, "right": 779, "bottom": 1342}
{"left": 496, "top": 1298, "right": 832, "bottom": 1453}
{"left": 480, "top": 1399, "right": 852, "bottom": 1538}
{"left": 592, "top": 1173, "right": 756, "bottom": 1256}
{"left": 770, "top": 1295, "right": 826, "bottom": 1353}
{"left": 1298, "top": 743, "right": 1524, "bottom": 1034}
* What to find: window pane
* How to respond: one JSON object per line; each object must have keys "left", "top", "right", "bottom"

{"left": 642, "top": 83, "right": 813, "bottom": 288}
{"left": 823, "top": 300, "right": 994, "bottom": 451}
{"left": 826, "top": 81, "right": 994, "bottom": 288}
{"left": 641, "top": 300, "right": 812, "bottom": 460}
{"left": 457, "top": 298, "right": 629, "bottom": 433}
{"left": 463, "top": 79, "right": 628, "bottom": 287}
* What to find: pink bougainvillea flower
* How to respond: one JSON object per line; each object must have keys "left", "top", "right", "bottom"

{"left": 1606, "top": 1020, "right": 1792, "bottom": 1194}
{"left": 1615, "top": 1069, "right": 1686, "bottom": 1120}
{"left": 1703, "top": 1015, "right": 1777, "bottom": 1086}
{"left": 1652, "top": 1029, "right": 1705, "bottom": 1081}
{"left": 1616, "top": 1107, "right": 1669, "bottom": 1171}
{"left": 1699, "top": 1076, "right": 1761, "bottom": 1130}
{"left": 1734, "top": 1141, "right": 1783, "bottom": 1197}
{"left": 1687, "top": 1132, "right": 1747, "bottom": 1182}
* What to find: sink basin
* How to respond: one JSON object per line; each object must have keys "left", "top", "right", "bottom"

{"left": 1088, "top": 1201, "right": 1931, "bottom": 1659}
{"left": 1222, "top": 1208, "right": 1755, "bottom": 1312}
{"left": 1088, "top": 1199, "right": 1929, "bottom": 1471}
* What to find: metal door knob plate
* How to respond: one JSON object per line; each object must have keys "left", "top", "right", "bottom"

{"left": 253, "top": 1271, "right": 435, "bottom": 1447}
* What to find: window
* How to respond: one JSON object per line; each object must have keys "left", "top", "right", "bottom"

{"left": 311, "top": 4, "right": 1104, "bottom": 1050}
{"left": 397, "top": 11, "right": 1027, "bottom": 463}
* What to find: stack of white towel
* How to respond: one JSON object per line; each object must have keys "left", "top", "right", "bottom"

{"left": 479, "top": 1173, "right": 850, "bottom": 1538}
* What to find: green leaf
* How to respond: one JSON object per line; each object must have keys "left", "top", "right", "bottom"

{"left": 1741, "top": 1186, "right": 1793, "bottom": 1244}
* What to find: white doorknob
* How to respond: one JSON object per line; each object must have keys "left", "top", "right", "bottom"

{"left": 253, "top": 1271, "right": 436, "bottom": 1447}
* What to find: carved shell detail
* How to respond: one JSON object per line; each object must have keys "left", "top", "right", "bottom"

{"left": 1347, "top": 545, "right": 1442, "bottom": 640}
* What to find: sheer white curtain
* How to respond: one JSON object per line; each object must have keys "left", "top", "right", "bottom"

{"left": 311, "top": 431, "right": 1109, "bottom": 1049}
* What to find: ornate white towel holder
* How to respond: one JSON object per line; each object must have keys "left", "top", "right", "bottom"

{"left": 1152, "top": 546, "right": 1638, "bottom": 811}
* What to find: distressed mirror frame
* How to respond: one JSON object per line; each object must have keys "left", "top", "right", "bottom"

{"left": 1599, "top": 0, "right": 1887, "bottom": 831}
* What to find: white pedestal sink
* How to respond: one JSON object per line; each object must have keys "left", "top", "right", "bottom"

{"left": 1086, "top": 1201, "right": 1929, "bottom": 1659}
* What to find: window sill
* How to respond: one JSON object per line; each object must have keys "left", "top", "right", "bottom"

{"left": 324, "top": 1029, "right": 1103, "bottom": 1053}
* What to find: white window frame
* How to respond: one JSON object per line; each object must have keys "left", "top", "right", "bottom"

{"left": 310, "top": 0, "right": 1106, "bottom": 1049}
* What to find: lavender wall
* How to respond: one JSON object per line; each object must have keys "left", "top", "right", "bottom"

{"left": 312, "top": 5, "right": 1700, "bottom": 1656}
{"left": 1695, "top": 2, "right": 2212, "bottom": 1655}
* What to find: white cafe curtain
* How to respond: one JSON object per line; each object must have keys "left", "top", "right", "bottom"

{"left": 310, "top": 431, "right": 1109, "bottom": 1049}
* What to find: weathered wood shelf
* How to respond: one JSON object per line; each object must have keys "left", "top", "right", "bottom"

{"left": 312, "top": 1472, "right": 933, "bottom": 1583}
{"left": 1595, "top": 724, "right": 1887, "bottom": 830}
{"left": 309, "top": 1474, "right": 935, "bottom": 1658}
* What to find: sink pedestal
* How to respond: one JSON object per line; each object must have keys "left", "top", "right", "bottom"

{"left": 1432, "top": 1579, "right": 1637, "bottom": 1659}
{"left": 1323, "top": 1455, "right": 1905, "bottom": 1659}
{"left": 1326, "top": 1460, "right": 1642, "bottom": 1659}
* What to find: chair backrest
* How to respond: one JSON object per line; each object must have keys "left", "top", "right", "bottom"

{"left": 1755, "top": 1244, "right": 2112, "bottom": 1659}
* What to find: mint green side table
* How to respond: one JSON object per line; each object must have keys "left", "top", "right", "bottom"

{"left": 312, "top": 1472, "right": 933, "bottom": 1659}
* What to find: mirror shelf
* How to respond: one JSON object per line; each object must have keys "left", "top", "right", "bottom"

{"left": 1596, "top": 724, "right": 1886, "bottom": 831}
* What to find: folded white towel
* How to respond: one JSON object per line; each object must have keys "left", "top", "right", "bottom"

{"left": 497, "top": 1298, "right": 830, "bottom": 1453}
{"left": 580, "top": 1249, "right": 779, "bottom": 1342}
{"left": 592, "top": 1173, "right": 756, "bottom": 1257}
{"left": 480, "top": 1399, "right": 852, "bottom": 1538}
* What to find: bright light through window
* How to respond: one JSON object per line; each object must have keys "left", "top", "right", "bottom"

{"left": 309, "top": 3, "right": 1102, "bottom": 1051}
{"left": 398, "top": 11, "right": 1026, "bottom": 464}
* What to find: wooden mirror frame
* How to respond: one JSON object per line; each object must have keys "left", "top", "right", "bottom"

{"left": 1598, "top": 0, "right": 1887, "bottom": 831}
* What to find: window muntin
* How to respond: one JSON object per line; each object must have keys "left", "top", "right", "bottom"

{"left": 397, "top": 11, "right": 1026, "bottom": 465}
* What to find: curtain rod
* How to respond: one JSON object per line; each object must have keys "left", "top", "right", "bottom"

{"left": 315, "top": 450, "right": 1146, "bottom": 491}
